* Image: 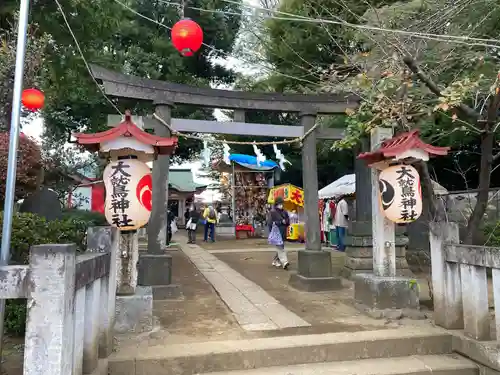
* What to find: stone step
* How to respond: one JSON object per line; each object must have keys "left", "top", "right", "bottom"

{"left": 199, "top": 355, "right": 478, "bottom": 375}
{"left": 109, "top": 328, "right": 453, "bottom": 375}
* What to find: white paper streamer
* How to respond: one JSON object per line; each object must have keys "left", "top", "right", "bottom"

{"left": 223, "top": 143, "right": 231, "bottom": 165}
{"left": 203, "top": 140, "right": 211, "bottom": 168}
{"left": 273, "top": 144, "right": 291, "bottom": 171}
{"left": 253, "top": 143, "right": 266, "bottom": 166}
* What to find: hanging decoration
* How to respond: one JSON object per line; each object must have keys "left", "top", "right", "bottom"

{"left": 21, "top": 88, "right": 45, "bottom": 111}
{"left": 378, "top": 164, "right": 422, "bottom": 224}
{"left": 202, "top": 139, "right": 210, "bottom": 168}
{"left": 252, "top": 143, "right": 266, "bottom": 166}
{"left": 223, "top": 143, "right": 231, "bottom": 165}
{"left": 171, "top": 18, "right": 203, "bottom": 57}
{"left": 273, "top": 144, "right": 291, "bottom": 171}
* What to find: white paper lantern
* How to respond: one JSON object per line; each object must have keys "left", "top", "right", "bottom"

{"left": 378, "top": 164, "right": 422, "bottom": 223}
{"left": 103, "top": 159, "right": 152, "bottom": 231}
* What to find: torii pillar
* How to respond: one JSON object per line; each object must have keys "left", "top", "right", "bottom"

{"left": 289, "top": 112, "right": 342, "bottom": 291}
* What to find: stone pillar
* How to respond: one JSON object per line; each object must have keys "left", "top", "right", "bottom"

{"left": 301, "top": 113, "right": 321, "bottom": 251}
{"left": 24, "top": 244, "right": 76, "bottom": 375}
{"left": 116, "top": 231, "right": 138, "bottom": 295}
{"left": 344, "top": 136, "right": 410, "bottom": 278}
{"left": 289, "top": 112, "right": 342, "bottom": 292}
{"left": 147, "top": 103, "right": 172, "bottom": 253}
{"left": 138, "top": 103, "right": 180, "bottom": 300}
{"left": 353, "top": 127, "right": 420, "bottom": 319}
{"left": 370, "top": 127, "right": 396, "bottom": 277}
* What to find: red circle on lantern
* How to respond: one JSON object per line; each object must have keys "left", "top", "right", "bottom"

{"left": 21, "top": 89, "right": 45, "bottom": 111}
{"left": 171, "top": 18, "right": 203, "bottom": 57}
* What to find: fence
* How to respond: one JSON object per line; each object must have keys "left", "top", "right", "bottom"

{"left": 430, "top": 222, "right": 500, "bottom": 370}
{"left": 0, "top": 226, "right": 118, "bottom": 375}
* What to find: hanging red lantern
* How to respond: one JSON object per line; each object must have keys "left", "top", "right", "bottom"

{"left": 21, "top": 89, "right": 45, "bottom": 111}
{"left": 171, "top": 18, "right": 203, "bottom": 57}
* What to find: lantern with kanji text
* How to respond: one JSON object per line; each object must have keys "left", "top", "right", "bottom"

{"left": 72, "top": 111, "right": 178, "bottom": 231}
{"left": 358, "top": 129, "right": 450, "bottom": 224}
{"left": 171, "top": 18, "right": 203, "bottom": 56}
{"left": 378, "top": 164, "right": 422, "bottom": 223}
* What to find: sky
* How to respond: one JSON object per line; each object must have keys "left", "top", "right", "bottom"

{"left": 21, "top": 0, "right": 265, "bottom": 203}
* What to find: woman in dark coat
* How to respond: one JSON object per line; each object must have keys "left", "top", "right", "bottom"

{"left": 186, "top": 204, "right": 201, "bottom": 244}
{"left": 267, "top": 197, "right": 290, "bottom": 269}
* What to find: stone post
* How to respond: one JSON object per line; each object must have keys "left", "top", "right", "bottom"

{"left": 116, "top": 231, "right": 138, "bottom": 295}
{"left": 24, "top": 244, "right": 76, "bottom": 375}
{"left": 429, "top": 222, "right": 463, "bottom": 329}
{"left": 148, "top": 103, "right": 172, "bottom": 253}
{"left": 289, "top": 113, "right": 342, "bottom": 292}
{"left": 138, "top": 103, "right": 181, "bottom": 300}
{"left": 370, "top": 127, "right": 396, "bottom": 277}
{"left": 344, "top": 136, "right": 410, "bottom": 278}
{"left": 301, "top": 113, "right": 321, "bottom": 251}
{"left": 353, "top": 127, "right": 420, "bottom": 318}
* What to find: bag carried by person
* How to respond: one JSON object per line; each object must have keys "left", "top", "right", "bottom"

{"left": 208, "top": 207, "right": 216, "bottom": 220}
{"left": 186, "top": 218, "right": 197, "bottom": 231}
{"left": 170, "top": 220, "right": 178, "bottom": 234}
{"left": 268, "top": 223, "right": 283, "bottom": 246}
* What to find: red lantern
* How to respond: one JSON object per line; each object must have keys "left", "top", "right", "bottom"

{"left": 171, "top": 18, "right": 203, "bottom": 57}
{"left": 21, "top": 89, "right": 45, "bottom": 111}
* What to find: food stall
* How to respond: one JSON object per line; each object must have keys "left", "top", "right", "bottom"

{"left": 267, "top": 184, "right": 305, "bottom": 241}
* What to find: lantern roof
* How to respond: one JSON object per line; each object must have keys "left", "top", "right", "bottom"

{"left": 73, "top": 110, "right": 178, "bottom": 155}
{"left": 357, "top": 129, "right": 450, "bottom": 164}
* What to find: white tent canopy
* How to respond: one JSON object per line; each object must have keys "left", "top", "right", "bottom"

{"left": 318, "top": 174, "right": 355, "bottom": 199}
{"left": 318, "top": 173, "right": 448, "bottom": 199}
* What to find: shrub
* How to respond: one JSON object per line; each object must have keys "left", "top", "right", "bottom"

{"left": 0, "top": 133, "right": 42, "bottom": 206}
{"left": 483, "top": 221, "right": 500, "bottom": 247}
{"left": 0, "top": 211, "right": 94, "bottom": 335}
{"left": 61, "top": 208, "right": 107, "bottom": 227}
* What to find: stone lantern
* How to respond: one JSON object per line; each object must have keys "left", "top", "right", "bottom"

{"left": 73, "top": 110, "right": 178, "bottom": 333}
{"left": 352, "top": 128, "right": 449, "bottom": 319}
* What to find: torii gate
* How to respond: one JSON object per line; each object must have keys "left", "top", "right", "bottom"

{"left": 91, "top": 64, "right": 360, "bottom": 292}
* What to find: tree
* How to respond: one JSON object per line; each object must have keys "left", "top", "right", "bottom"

{"left": 1, "top": 0, "right": 243, "bottom": 162}
{"left": 0, "top": 21, "right": 49, "bottom": 131}
{"left": 318, "top": 0, "right": 500, "bottom": 243}
{"left": 0, "top": 132, "right": 42, "bottom": 206}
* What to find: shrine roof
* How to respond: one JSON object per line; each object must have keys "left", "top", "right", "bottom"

{"left": 168, "top": 169, "right": 208, "bottom": 193}
{"left": 72, "top": 111, "right": 178, "bottom": 155}
{"left": 357, "top": 129, "right": 450, "bottom": 164}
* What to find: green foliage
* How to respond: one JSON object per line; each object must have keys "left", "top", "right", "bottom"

{"left": 61, "top": 208, "right": 108, "bottom": 227}
{"left": 483, "top": 221, "right": 500, "bottom": 247}
{"left": 0, "top": 133, "right": 43, "bottom": 206}
{"left": 0, "top": 212, "right": 88, "bottom": 265}
{"left": 5, "top": 299, "right": 26, "bottom": 337}
{"left": 1, "top": 0, "right": 243, "bottom": 161}
{"left": 0, "top": 211, "right": 100, "bottom": 336}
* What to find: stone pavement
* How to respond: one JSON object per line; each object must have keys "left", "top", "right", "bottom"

{"left": 180, "top": 242, "right": 311, "bottom": 331}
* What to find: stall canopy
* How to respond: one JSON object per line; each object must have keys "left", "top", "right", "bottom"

{"left": 318, "top": 174, "right": 355, "bottom": 199}
{"left": 318, "top": 174, "right": 448, "bottom": 199}
{"left": 213, "top": 154, "right": 279, "bottom": 173}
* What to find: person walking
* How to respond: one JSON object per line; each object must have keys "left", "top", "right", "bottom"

{"left": 334, "top": 196, "right": 349, "bottom": 252}
{"left": 267, "top": 197, "right": 290, "bottom": 269}
{"left": 166, "top": 209, "right": 177, "bottom": 245}
{"left": 186, "top": 204, "right": 200, "bottom": 244}
{"left": 203, "top": 204, "right": 217, "bottom": 242}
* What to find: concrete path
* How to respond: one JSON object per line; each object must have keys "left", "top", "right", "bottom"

{"left": 180, "top": 242, "right": 311, "bottom": 331}
{"left": 208, "top": 247, "right": 298, "bottom": 254}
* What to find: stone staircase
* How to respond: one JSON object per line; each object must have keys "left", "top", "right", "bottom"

{"left": 109, "top": 327, "right": 481, "bottom": 375}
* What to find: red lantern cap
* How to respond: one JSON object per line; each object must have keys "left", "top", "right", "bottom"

{"left": 171, "top": 18, "right": 203, "bottom": 57}
{"left": 21, "top": 88, "right": 45, "bottom": 111}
